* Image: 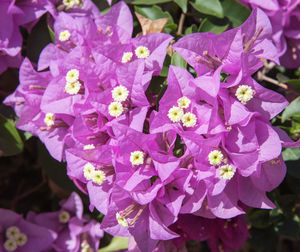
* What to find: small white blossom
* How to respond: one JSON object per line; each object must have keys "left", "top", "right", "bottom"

{"left": 168, "top": 106, "right": 184, "bottom": 123}
{"left": 15, "top": 233, "right": 27, "bottom": 247}
{"left": 65, "top": 69, "right": 79, "bottom": 83}
{"left": 83, "top": 163, "right": 95, "bottom": 180}
{"left": 6, "top": 226, "right": 20, "bottom": 240}
{"left": 121, "top": 52, "right": 133, "bottom": 63}
{"left": 44, "top": 113, "right": 55, "bottom": 127}
{"left": 208, "top": 150, "right": 224, "bottom": 166}
{"left": 235, "top": 85, "right": 254, "bottom": 104}
{"left": 108, "top": 101, "right": 123, "bottom": 117}
{"left": 65, "top": 81, "right": 81, "bottom": 95}
{"left": 59, "top": 211, "right": 71, "bottom": 223}
{"left": 59, "top": 30, "right": 71, "bottom": 42}
{"left": 111, "top": 85, "right": 129, "bottom": 102}
{"left": 135, "top": 46, "right": 150, "bottom": 59}
{"left": 177, "top": 96, "right": 191, "bottom": 109}
{"left": 219, "top": 164, "right": 236, "bottom": 180}
{"left": 130, "top": 151, "right": 144, "bottom": 166}
{"left": 116, "top": 212, "right": 128, "bottom": 227}
{"left": 92, "top": 170, "right": 106, "bottom": 185}
{"left": 181, "top": 112, "right": 197, "bottom": 127}
{"left": 63, "top": 0, "right": 76, "bottom": 8}
{"left": 3, "top": 239, "right": 17, "bottom": 251}
{"left": 83, "top": 144, "right": 95, "bottom": 150}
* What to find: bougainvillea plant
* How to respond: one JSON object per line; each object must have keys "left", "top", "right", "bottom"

{"left": 1, "top": 0, "right": 300, "bottom": 251}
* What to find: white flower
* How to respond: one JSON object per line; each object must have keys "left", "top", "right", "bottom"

{"left": 177, "top": 96, "right": 191, "bottom": 109}
{"left": 83, "top": 163, "right": 95, "bottom": 180}
{"left": 83, "top": 144, "right": 95, "bottom": 150}
{"left": 121, "top": 52, "right": 133, "bottom": 63}
{"left": 181, "top": 112, "right": 197, "bottom": 127}
{"left": 4, "top": 239, "right": 17, "bottom": 251}
{"left": 44, "top": 113, "right": 55, "bottom": 127}
{"left": 219, "top": 164, "right": 236, "bottom": 180}
{"left": 235, "top": 85, "right": 254, "bottom": 104}
{"left": 130, "top": 151, "right": 144, "bottom": 166}
{"left": 59, "top": 30, "right": 71, "bottom": 42}
{"left": 116, "top": 212, "right": 128, "bottom": 227}
{"left": 135, "top": 46, "right": 150, "bottom": 59}
{"left": 168, "top": 106, "right": 184, "bottom": 123}
{"left": 63, "top": 0, "right": 76, "bottom": 8}
{"left": 208, "top": 150, "right": 224, "bottom": 166}
{"left": 65, "top": 69, "right": 79, "bottom": 83}
{"left": 6, "top": 226, "right": 20, "bottom": 240}
{"left": 108, "top": 101, "right": 123, "bottom": 117}
{"left": 111, "top": 85, "right": 129, "bottom": 102}
{"left": 91, "top": 170, "right": 106, "bottom": 185}
{"left": 15, "top": 233, "right": 27, "bottom": 246}
{"left": 65, "top": 81, "right": 81, "bottom": 95}
{"left": 59, "top": 211, "right": 71, "bottom": 223}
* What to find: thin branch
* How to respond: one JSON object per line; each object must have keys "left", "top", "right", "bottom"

{"left": 257, "top": 71, "right": 288, "bottom": 89}
{"left": 177, "top": 13, "right": 185, "bottom": 36}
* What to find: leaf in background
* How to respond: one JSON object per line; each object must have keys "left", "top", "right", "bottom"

{"left": 282, "top": 148, "right": 300, "bottom": 161}
{"left": 135, "top": 12, "right": 169, "bottom": 35}
{"left": 191, "top": 0, "right": 224, "bottom": 19}
{"left": 221, "top": 0, "right": 250, "bottom": 27}
{"left": 198, "top": 18, "right": 228, "bottom": 34}
{"left": 0, "top": 114, "right": 23, "bottom": 156}
{"left": 47, "top": 25, "right": 55, "bottom": 43}
{"left": 27, "top": 16, "right": 51, "bottom": 63}
{"left": 275, "top": 215, "right": 300, "bottom": 239}
{"left": 250, "top": 227, "right": 278, "bottom": 252}
{"left": 282, "top": 97, "right": 300, "bottom": 122}
{"left": 174, "top": 0, "right": 187, "bottom": 13}
{"left": 135, "top": 5, "right": 174, "bottom": 23}
{"left": 98, "top": 236, "right": 128, "bottom": 252}
{"left": 160, "top": 54, "right": 171, "bottom": 77}
{"left": 171, "top": 52, "right": 187, "bottom": 68}
{"left": 132, "top": 0, "right": 172, "bottom": 4}
{"left": 249, "top": 209, "right": 272, "bottom": 229}
{"left": 38, "top": 141, "right": 76, "bottom": 193}
{"left": 184, "top": 24, "right": 198, "bottom": 35}
{"left": 283, "top": 148, "right": 300, "bottom": 179}
{"left": 286, "top": 79, "right": 300, "bottom": 93}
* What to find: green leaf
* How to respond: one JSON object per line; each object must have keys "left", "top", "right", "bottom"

{"left": 174, "top": 0, "right": 187, "bottom": 13}
{"left": 171, "top": 52, "right": 187, "bottom": 68}
{"left": 249, "top": 209, "right": 272, "bottom": 229}
{"left": 160, "top": 54, "right": 171, "bottom": 77}
{"left": 282, "top": 148, "right": 300, "bottom": 161}
{"left": 134, "top": 5, "right": 173, "bottom": 23}
{"left": 0, "top": 114, "right": 23, "bottom": 156}
{"left": 132, "top": 0, "right": 172, "bottom": 5}
{"left": 47, "top": 25, "right": 55, "bottom": 43}
{"left": 38, "top": 141, "right": 76, "bottom": 191}
{"left": 275, "top": 216, "right": 300, "bottom": 239}
{"left": 184, "top": 24, "right": 198, "bottom": 35}
{"left": 282, "top": 97, "right": 300, "bottom": 122}
{"left": 98, "top": 236, "right": 128, "bottom": 252}
{"left": 191, "top": 0, "right": 224, "bottom": 19}
{"left": 221, "top": 0, "right": 250, "bottom": 27}
{"left": 199, "top": 18, "right": 228, "bottom": 34}
{"left": 250, "top": 227, "right": 278, "bottom": 252}
{"left": 286, "top": 79, "right": 300, "bottom": 93}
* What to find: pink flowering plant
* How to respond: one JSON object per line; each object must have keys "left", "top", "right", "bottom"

{"left": 1, "top": 0, "right": 300, "bottom": 251}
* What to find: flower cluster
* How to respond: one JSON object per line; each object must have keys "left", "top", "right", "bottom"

{"left": 0, "top": 192, "right": 103, "bottom": 252}
{"left": 239, "top": 0, "right": 300, "bottom": 68}
{"left": 4, "top": 1, "right": 300, "bottom": 252}
{"left": 0, "top": 0, "right": 101, "bottom": 75}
